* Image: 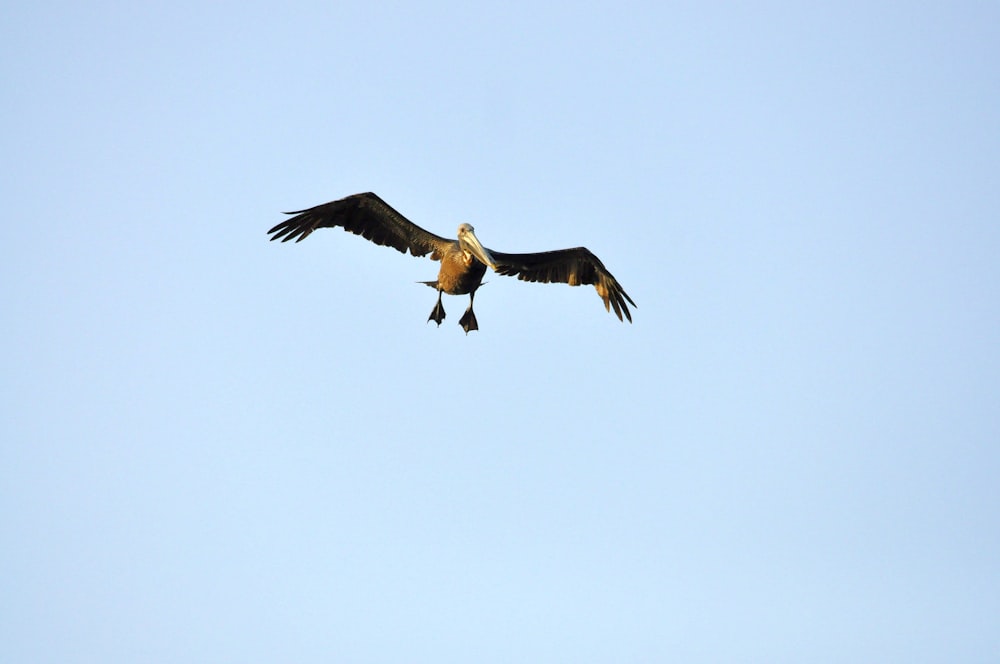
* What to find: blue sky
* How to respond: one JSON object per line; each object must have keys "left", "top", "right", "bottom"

{"left": 3, "top": 1, "right": 998, "bottom": 661}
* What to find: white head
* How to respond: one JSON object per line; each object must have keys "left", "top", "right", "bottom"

{"left": 457, "top": 224, "right": 497, "bottom": 270}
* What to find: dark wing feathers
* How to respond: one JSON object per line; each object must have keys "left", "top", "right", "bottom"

{"left": 267, "top": 192, "right": 450, "bottom": 258}
{"left": 490, "top": 247, "right": 636, "bottom": 322}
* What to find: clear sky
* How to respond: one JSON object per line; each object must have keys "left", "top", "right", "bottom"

{"left": 3, "top": 1, "right": 998, "bottom": 661}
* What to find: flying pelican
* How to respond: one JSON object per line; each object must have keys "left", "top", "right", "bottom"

{"left": 267, "top": 192, "right": 635, "bottom": 333}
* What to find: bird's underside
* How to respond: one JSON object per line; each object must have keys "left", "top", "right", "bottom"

{"left": 267, "top": 192, "right": 636, "bottom": 333}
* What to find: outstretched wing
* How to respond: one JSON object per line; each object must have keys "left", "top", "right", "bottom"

{"left": 490, "top": 247, "right": 636, "bottom": 322}
{"left": 267, "top": 192, "right": 451, "bottom": 258}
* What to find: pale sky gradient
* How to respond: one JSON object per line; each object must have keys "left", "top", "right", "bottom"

{"left": 3, "top": 1, "right": 999, "bottom": 662}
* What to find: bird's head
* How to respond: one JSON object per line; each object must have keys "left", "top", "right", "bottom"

{"left": 457, "top": 223, "right": 497, "bottom": 270}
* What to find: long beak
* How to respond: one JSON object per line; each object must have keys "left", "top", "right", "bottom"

{"left": 464, "top": 230, "right": 497, "bottom": 270}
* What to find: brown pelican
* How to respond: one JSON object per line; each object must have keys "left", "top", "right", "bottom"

{"left": 267, "top": 192, "right": 635, "bottom": 333}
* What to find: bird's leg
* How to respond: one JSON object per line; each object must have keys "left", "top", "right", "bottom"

{"left": 427, "top": 289, "right": 446, "bottom": 326}
{"left": 458, "top": 291, "right": 479, "bottom": 334}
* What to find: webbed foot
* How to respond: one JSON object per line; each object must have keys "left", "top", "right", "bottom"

{"left": 428, "top": 292, "right": 446, "bottom": 326}
{"left": 459, "top": 308, "right": 478, "bottom": 334}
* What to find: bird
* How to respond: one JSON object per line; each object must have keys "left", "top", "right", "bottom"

{"left": 267, "top": 192, "right": 635, "bottom": 333}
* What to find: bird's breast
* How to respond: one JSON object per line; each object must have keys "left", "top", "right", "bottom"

{"left": 435, "top": 251, "right": 487, "bottom": 295}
